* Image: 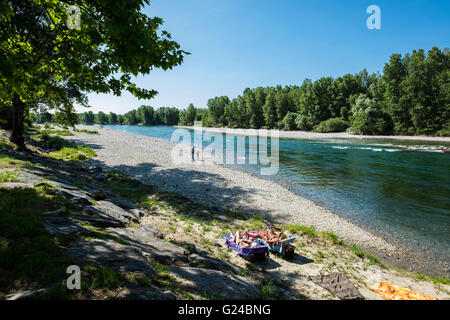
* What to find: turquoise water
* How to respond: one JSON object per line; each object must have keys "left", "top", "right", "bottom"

{"left": 99, "top": 125, "right": 450, "bottom": 264}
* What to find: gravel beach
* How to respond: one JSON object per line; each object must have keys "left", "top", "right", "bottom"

{"left": 177, "top": 126, "right": 450, "bottom": 143}
{"left": 68, "top": 125, "right": 448, "bottom": 276}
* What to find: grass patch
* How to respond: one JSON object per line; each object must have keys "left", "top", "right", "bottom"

{"left": 82, "top": 265, "right": 125, "bottom": 291}
{"left": 150, "top": 260, "right": 180, "bottom": 295}
{"left": 348, "top": 245, "right": 383, "bottom": 267}
{"left": 414, "top": 273, "right": 450, "bottom": 285}
{"left": 40, "top": 129, "right": 74, "bottom": 137}
{"left": 0, "top": 155, "right": 23, "bottom": 169}
{"left": 284, "top": 225, "right": 317, "bottom": 238}
{"left": 103, "top": 171, "right": 155, "bottom": 204}
{"left": 75, "top": 129, "right": 99, "bottom": 135}
{"left": 0, "top": 187, "right": 75, "bottom": 291}
{"left": 0, "top": 170, "right": 20, "bottom": 183}
{"left": 260, "top": 280, "right": 281, "bottom": 300}
{"left": 49, "top": 146, "right": 96, "bottom": 161}
{"left": 323, "top": 231, "right": 343, "bottom": 245}
{"left": 0, "top": 139, "right": 14, "bottom": 150}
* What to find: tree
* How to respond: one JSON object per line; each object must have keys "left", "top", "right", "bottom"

{"left": 183, "top": 103, "right": 196, "bottom": 126}
{"left": 275, "top": 89, "right": 289, "bottom": 126}
{"left": 95, "top": 111, "right": 108, "bottom": 125}
{"left": 124, "top": 110, "right": 138, "bottom": 125}
{"left": 349, "top": 94, "right": 393, "bottom": 135}
{"left": 108, "top": 112, "right": 118, "bottom": 124}
{"left": 206, "top": 96, "right": 229, "bottom": 126}
{"left": 382, "top": 53, "right": 409, "bottom": 133}
{"left": 263, "top": 90, "right": 277, "bottom": 128}
{"left": 136, "top": 105, "right": 155, "bottom": 125}
{"left": 0, "top": 0, "right": 187, "bottom": 147}
{"left": 281, "top": 112, "right": 298, "bottom": 131}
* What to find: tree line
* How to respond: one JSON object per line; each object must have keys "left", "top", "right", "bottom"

{"left": 75, "top": 104, "right": 205, "bottom": 126}
{"left": 201, "top": 47, "right": 449, "bottom": 136}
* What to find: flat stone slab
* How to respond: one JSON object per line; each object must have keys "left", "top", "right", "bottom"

{"left": 66, "top": 239, "right": 154, "bottom": 278}
{"left": 169, "top": 266, "right": 260, "bottom": 300}
{"left": 70, "top": 213, "right": 124, "bottom": 228}
{"left": 1, "top": 182, "right": 35, "bottom": 189}
{"left": 43, "top": 217, "right": 91, "bottom": 235}
{"left": 6, "top": 288, "right": 47, "bottom": 300}
{"left": 105, "top": 191, "right": 137, "bottom": 210}
{"left": 107, "top": 226, "right": 190, "bottom": 265}
{"left": 54, "top": 187, "right": 93, "bottom": 207}
{"left": 84, "top": 201, "right": 139, "bottom": 225}
{"left": 189, "top": 253, "right": 240, "bottom": 274}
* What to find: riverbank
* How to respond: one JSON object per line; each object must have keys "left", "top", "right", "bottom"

{"left": 176, "top": 126, "right": 450, "bottom": 143}
{"left": 2, "top": 126, "right": 448, "bottom": 300}
{"left": 69, "top": 125, "right": 448, "bottom": 277}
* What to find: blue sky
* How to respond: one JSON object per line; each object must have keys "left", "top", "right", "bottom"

{"left": 77, "top": 0, "right": 450, "bottom": 114}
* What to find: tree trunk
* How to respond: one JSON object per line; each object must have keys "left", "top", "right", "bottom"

{"left": 10, "top": 93, "right": 26, "bottom": 148}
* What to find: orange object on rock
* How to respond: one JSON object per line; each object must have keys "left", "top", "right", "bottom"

{"left": 371, "top": 282, "right": 438, "bottom": 300}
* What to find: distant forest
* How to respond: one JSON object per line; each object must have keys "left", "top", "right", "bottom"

{"left": 35, "top": 47, "right": 449, "bottom": 136}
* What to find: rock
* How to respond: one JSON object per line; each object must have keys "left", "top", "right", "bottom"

{"left": 273, "top": 285, "right": 302, "bottom": 300}
{"left": 189, "top": 253, "right": 240, "bottom": 274}
{"left": 7, "top": 288, "right": 47, "bottom": 300}
{"left": 88, "top": 166, "right": 103, "bottom": 174}
{"left": 169, "top": 266, "right": 260, "bottom": 300}
{"left": 43, "top": 217, "right": 91, "bottom": 235}
{"left": 54, "top": 187, "right": 93, "bottom": 207}
{"left": 83, "top": 201, "right": 139, "bottom": 225}
{"left": 95, "top": 174, "right": 107, "bottom": 181}
{"left": 14, "top": 170, "right": 42, "bottom": 185}
{"left": 48, "top": 179, "right": 79, "bottom": 190}
{"left": 91, "top": 190, "right": 108, "bottom": 201}
{"left": 70, "top": 213, "right": 124, "bottom": 228}
{"left": 129, "top": 208, "right": 145, "bottom": 219}
{"left": 106, "top": 227, "right": 190, "bottom": 265}
{"left": 66, "top": 239, "right": 154, "bottom": 278}
{"left": 105, "top": 192, "right": 137, "bottom": 210}
{"left": 42, "top": 206, "right": 67, "bottom": 216}
{"left": 1, "top": 182, "right": 35, "bottom": 189}
{"left": 117, "top": 282, "right": 177, "bottom": 300}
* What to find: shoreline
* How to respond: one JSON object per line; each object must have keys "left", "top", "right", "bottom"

{"left": 69, "top": 125, "right": 448, "bottom": 277}
{"left": 176, "top": 125, "right": 450, "bottom": 143}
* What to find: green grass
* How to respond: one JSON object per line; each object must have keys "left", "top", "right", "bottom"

{"left": 0, "top": 170, "right": 20, "bottom": 183}
{"left": 103, "top": 171, "right": 155, "bottom": 204}
{"left": 75, "top": 129, "right": 99, "bottom": 135}
{"left": 82, "top": 265, "right": 125, "bottom": 290}
{"left": 40, "top": 134, "right": 72, "bottom": 150}
{"left": 260, "top": 280, "right": 281, "bottom": 300}
{"left": 0, "top": 155, "right": 23, "bottom": 169}
{"left": 414, "top": 273, "right": 450, "bottom": 285}
{"left": 0, "top": 139, "right": 14, "bottom": 150}
{"left": 39, "top": 129, "right": 74, "bottom": 137}
{"left": 348, "top": 245, "right": 383, "bottom": 267}
{"left": 150, "top": 260, "right": 180, "bottom": 294}
{"left": 49, "top": 145, "right": 96, "bottom": 161}
{"left": 284, "top": 225, "right": 317, "bottom": 238}
{"left": 323, "top": 231, "right": 343, "bottom": 245}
